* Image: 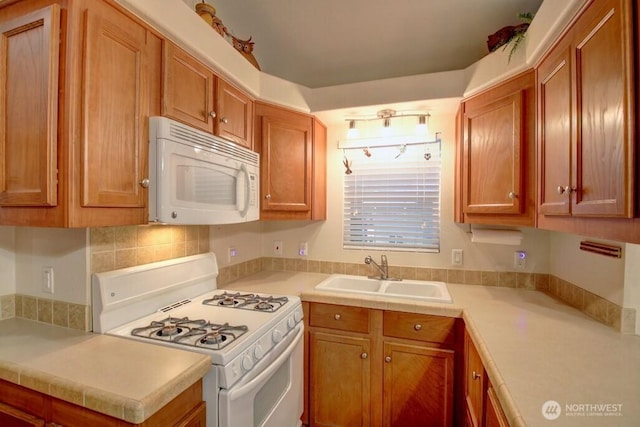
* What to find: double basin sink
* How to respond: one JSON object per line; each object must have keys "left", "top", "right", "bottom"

{"left": 315, "top": 274, "right": 453, "bottom": 304}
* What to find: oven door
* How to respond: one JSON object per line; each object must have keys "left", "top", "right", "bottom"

{"left": 219, "top": 324, "right": 303, "bottom": 427}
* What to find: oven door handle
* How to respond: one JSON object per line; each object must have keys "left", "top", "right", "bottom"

{"left": 224, "top": 325, "right": 302, "bottom": 400}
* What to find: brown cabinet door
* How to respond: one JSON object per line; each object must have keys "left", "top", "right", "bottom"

{"left": 0, "top": 5, "right": 60, "bottom": 207}
{"left": 216, "top": 79, "right": 253, "bottom": 149}
{"left": 571, "top": 0, "right": 634, "bottom": 217}
{"left": 382, "top": 342, "right": 454, "bottom": 427}
{"left": 80, "top": 1, "right": 153, "bottom": 209}
{"left": 537, "top": 38, "right": 572, "bottom": 216}
{"left": 260, "top": 113, "right": 312, "bottom": 213}
{"left": 309, "top": 331, "right": 371, "bottom": 427}
{"left": 462, "top": 91, "right": 524, "bottom": 215}
{"left": 464, "top": 333, "right": 485, "bottom": 427}
{"left": 485, "top": 386, "right": 509, "bottom": 427}
{"left": 162, "top": 42, "right": 216, "bottom": 133}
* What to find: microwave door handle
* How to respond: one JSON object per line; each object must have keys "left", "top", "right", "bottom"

{"left": 239, "top": 163, "right": 250, "bottom": 218}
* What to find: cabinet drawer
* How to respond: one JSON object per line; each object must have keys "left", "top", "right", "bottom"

{"left": 383, "top": 311, "right": 457, "bottom": 345}
{"left": 309, "top": 303, "right": 369, "bottom": 333}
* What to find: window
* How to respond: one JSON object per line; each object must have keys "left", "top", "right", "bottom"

{"left": 342, "top": 142, "right": 441, "bottom": 252}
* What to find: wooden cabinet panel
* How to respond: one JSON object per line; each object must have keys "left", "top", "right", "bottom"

{"left": 464, "top": 332, "right": 485, "bottom": 427}
{"left": 308, "top": 304, "right": 459, "bottom": 427}
{"left": 81, "top": 0, "right": 152, "bottom": 209}
{"left": 162, "top": 41, "right": 215, "bottom": 133}
{"left": 537, "top": 38, "right": 572, "bottom": 216}
{"left": 571, "top": 0, "right": 634, "bottom": 217}
{"left": 383, "top": 342, "right": 454, "bottom": 427}
{"left": 309, "top": 303, "right": 370, "bottom": 334}
{"left": 383, "top": 311, "right": 457, "bottom": 346}
{"left": 216, "top": 79, "right": 253, "bottom": 149}
{"left": 1, "top": 378, "right": 204, "bottom": 427}
{"left": 261, "top": 115, "right": 312, "bottom": 212}
{"left": 0, "top": 0, "right": 161, "bottom": 227}
{"left": 485, "top": 386, "right": 509, "bottom": 427}
{"left": 463, "top": 93, "right": 524, "bottom": 215}
{"left": 255, "top": 101, "right": 326, "bottom": 220}
{"left": 0, "top": 402, "right": 45, "bottom": 427}
{"left": 0, "top": 5, "right": 59, "bottom": 207}
{"left": 310, "top": 331, "right": 371, "bottom": 427}
{"left": 537, "top": 0, "right": 635, "bottom": 229}
{"left": 457, "top": 70, "right": 535, "bottom": 226}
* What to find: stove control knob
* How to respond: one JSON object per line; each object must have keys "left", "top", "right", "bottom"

{"left": 272, "top": 329, "right": 284, "bottom": 343}
{"left": 242, "top": 353, "right": 254, "bottom": 371}
{"left": 287, "top": 316, "right": 296, "bottom": 329}
{"left": 294, "top": 310, "right": 303, "bottom": 323}
{"left": 254, "top": 345, "right": 264, "bottom": 360}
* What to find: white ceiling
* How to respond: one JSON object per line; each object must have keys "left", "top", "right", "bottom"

{"left": 202, "top": 0, "right": 544, "bottom": 89}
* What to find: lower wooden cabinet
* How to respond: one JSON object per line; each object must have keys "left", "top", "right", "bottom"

{"left": 464, "top": 331, "right": 509, "bottom": 427}
{"left": 307, "top": 303, "right": 460, "bottom": 427}
{"left": 0, "top": 378, "right": 205, "bottom": 427}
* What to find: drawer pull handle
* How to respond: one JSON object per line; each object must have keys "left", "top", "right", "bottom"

{"left": 414, "top": 324, "right": 422, "bottom": 331}
{"left": 334, "top": 314, "right": 341, "bottom": 320}
{"left": 472, "top": 371, "right": 481, "bottom": 380}
{"left": 385, "top": 356, "right": 392, "bottom": 363}
{"left": 361, "top": 352, "right": 368, "bottom": 359}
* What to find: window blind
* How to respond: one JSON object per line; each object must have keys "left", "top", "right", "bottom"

{"left": 343, "top": 143, "right": 441, "bottom": 252}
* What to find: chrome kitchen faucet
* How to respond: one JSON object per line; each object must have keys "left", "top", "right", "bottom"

{"left": 364, "top": 255, "right": 389, "bottom": 280}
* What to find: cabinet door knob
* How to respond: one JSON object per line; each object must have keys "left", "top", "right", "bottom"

{"left": 385, "top": 356, "right": 392, "bottom": 363}
{"left": 556, "top": 186, "right": 565, "bottom": 195}
{"left": 139, "top": 178, "right": 150, "bottom": 188}
{"left": 209, "top": 111, "right": 217, "bottom": 119}
{"left": 265, "top": 194, "right": 271, "bottom": 200}
{"left": 414, "top": 324, "right": 422, "bottom": 331}
{"left": 361, "top": 352, "right": 368, "bottom": 359}
{"left": 508, "top": 191, "right": 517, "bottom": 199}
{"left": 334, "top": 314, "right": 341, "bottom": 320}
{"left": 472, "top": 370, "right": 481, "bottom": 380}
{"left": 565, "top": 185, "right": 575, "bottom": 194}
{"left": 220, "top": 117, "right": 229, "bottom": 124}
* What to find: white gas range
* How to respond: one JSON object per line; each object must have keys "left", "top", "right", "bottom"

{"left": 92, "top": 253, "right": 303, "bottom": 427}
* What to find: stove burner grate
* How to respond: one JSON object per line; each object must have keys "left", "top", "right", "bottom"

{"left": 130, "top": 317, "right": 248, "bottom": 350}
{"left": 202, "top": 292, "right": 288, "bottom": 312}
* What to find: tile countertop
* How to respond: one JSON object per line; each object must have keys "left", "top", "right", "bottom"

{"left": 223, "top": 271, "right": 640, "bottom": 426}
{"left": 0, "top": 318, "right": 211, "bottom": 424}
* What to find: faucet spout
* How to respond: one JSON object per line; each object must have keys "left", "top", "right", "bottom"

{"left": 364, "top": 255, "right": 389, "bottom": 280}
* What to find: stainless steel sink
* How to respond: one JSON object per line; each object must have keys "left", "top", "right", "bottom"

{"left": 315, "top": 274, "right": 453, "bottom": 303}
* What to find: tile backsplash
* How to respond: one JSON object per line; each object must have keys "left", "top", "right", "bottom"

{"left": 90, "top": 225, "right": 211, "bottom": 274}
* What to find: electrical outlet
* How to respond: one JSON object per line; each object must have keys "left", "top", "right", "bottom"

{"left": 228, "top": 247, "right": 238, "bottom": 263}
{"left": 273, "top": 240, "right": 283, "bottom": 257}
{"left": 452, "top": 249, "right": 463, "bottom": 266}
{"left": 42, "top": 266, "right": 54, "bottom": 294}
{"left": 514, "top": 251, "right": 527, "bottom": 269}
{"left": 299, "top": 242, "right": 308, "bottom": 256}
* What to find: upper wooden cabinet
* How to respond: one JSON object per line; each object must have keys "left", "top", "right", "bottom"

{"left": 0, "top": 4, "right": 60, "bottom": 208}
{"left": 255, "top": 101, "right": 326, "bottom": 220}
{"left": 163, "top": 41, "right": 254, "bottom": 149}
{"left": 537, "top": 0, "right": 635, "bottom": 219}
{"left": 0, "top": 0, "right": 161, "bottom": 227}
{"left": 457, "top": 70, "right": 536, "bottom": 226}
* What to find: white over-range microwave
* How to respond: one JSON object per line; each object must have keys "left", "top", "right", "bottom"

{"left": 148, "top": 116, "right": 260, "bottom": 225}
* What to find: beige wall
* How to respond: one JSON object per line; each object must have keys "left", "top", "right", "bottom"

{"left": 549, "top": 232, "right": 625, "bottom": 306}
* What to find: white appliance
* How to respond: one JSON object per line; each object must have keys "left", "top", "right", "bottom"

{"left": 148, "top": 116, "right": 260, "bottom": 225}
{"left": 92, "top": 253, "right": 303, "bottom": 427}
